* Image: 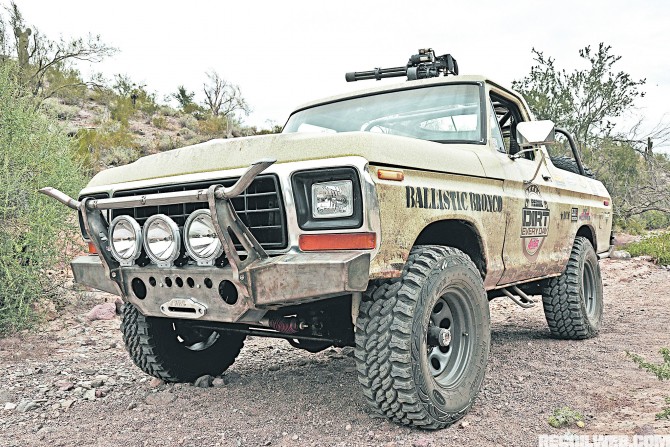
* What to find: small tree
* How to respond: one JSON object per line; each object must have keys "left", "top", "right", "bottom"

{"left": 1, "top": 2, "right": 116, "bottom": 102}
{"left": 0, "top": 63, "right": 85, "bottom": 333}
{"left": 514, "top": 43, "right": 670, "bottom": 221}
{"left": 202, "top": 70, "right": 250, "bottom": 118}
{"left": 512, "top": 43, "right": 645, "bottom": 153}
{"left": 171, "top": 85, "right": 200, "bottom": 114}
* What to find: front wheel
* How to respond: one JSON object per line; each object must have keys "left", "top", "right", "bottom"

{"left": 542, "top": 236, "right": 604, "bottom": 339}
{"left": 121, "top": 304, "right": 245, "bottom": 382}
{"left": 355, "top": 245, "right": 490, "bottom": 429}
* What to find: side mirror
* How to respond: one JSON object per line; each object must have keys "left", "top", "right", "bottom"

{"left": 516, "top": 120, "right": 555, "bottom": 149}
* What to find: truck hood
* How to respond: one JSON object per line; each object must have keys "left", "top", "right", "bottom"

{"left": 86, "top": 132, "right": 486, "bottom": 188}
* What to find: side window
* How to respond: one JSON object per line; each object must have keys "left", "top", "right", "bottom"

{"left": 488, "top": 99, "right": 505, "bottom": 153}
{"left": 490, "top": 93, "right": 532, "bottom": 160}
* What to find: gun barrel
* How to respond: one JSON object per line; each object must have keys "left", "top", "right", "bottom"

{"left": 345, "top": 66, "right": 407, "bottom": 82}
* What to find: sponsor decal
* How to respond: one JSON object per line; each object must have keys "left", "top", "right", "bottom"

{"left": 571, "top": 207, "right": 578, "bottom": 222}
{"left": 521, "top": 184, "right": 550, "bottom": 258}
{"left": 579, "top": 208, "right": 591, "bottom": 221}
{"left": 405, "top": 186, "right": 502, "bottom": 213}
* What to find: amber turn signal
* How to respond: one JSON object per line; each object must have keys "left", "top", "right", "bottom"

{"left": 377, "top": 169, "right": 404, "bottom": 181}
{"left": 87, "top": 241, "right": 98, "bottom": 255}
{"left": 299, "top": 232, "right": 376, "bottom": 251}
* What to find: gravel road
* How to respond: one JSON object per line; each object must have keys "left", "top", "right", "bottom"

{"left": 1, "top": 258, "right": 669, "bottom": 447}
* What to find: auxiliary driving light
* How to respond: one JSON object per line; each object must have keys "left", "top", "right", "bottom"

{"left": 109, "top": 216, "right": 142, "bottom": 266}
{"left": 184, "top": 209, "right": 223, "bottom": 265}
{"left": 312, "top": 180, "right": 354, "bottom": 219}
{"left": 142, "top": 214, "right": 181, "bottom": 267}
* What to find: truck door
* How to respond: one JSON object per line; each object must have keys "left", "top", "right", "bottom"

{"left": 486, "top": 93, "right": 569, "bottom": 285}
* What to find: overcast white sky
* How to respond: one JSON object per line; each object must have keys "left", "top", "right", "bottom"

{"left": 7, "top": 0, "right": 670, "bottom": 148}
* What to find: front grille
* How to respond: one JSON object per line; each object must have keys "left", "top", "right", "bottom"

{"left": 111, "top": 174, "right": 287, "bottom": 251}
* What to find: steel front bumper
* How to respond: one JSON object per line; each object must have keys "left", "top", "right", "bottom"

{"left": 71, "top": 251, "right": 370, "bottom": 323}
{"left": 47, "top": 159, "right": 372, "bottom": 324}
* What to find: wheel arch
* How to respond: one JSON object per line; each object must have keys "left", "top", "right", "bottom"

{"left": 576, "top": 224, "right": 597, "bottom": 250}
{"left": 412, "top": 219, "right": 487, "bottom": 277}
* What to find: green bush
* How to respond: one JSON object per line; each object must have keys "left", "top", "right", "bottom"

{"left": 0, "top": 64, "right": 85, "bottom": 334}
{"left": 40, "top": 98, "right": 79, "bottom": 121}
{"left": 197, "top": 115, "right": 230, "bottom": 137}
{"left": 110, "top": 96, "right": 136, "bottom": 126}
{"left": 627, "top": 349, "right": 670, "bottom": 419}
{"left": 625, "top": 232, "right": 670, "bottom": 265}
{"left": 151, "top": 114, "right": 169, "bottom": 130}
{"left": 547, "top": 407, "right": 584, "bottom": 428}
{"left": 76, "top": 123, "right": 139, "bottom": 172}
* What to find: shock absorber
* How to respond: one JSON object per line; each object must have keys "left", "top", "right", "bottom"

{"left": 261, "top": 316, "right": 308, "bottom": 334}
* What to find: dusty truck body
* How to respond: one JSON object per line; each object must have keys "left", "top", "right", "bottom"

{"left": 42, "top": 50, "right": 613, "bottom": 429}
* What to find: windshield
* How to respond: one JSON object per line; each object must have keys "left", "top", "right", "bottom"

{"left": 283, "top": 84, "right": 484, "bottom": 144}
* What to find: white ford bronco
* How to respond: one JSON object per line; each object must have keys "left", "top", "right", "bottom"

{"left": 42, "top": 49, "right": 613, "bottom": 429}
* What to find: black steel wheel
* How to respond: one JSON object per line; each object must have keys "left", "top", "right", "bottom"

{"left": 121, "top": 304, "right": 245, "bottom": 382}
{"left": 542, "top": 236, "right": 604, "bottom": 339}
{"left": 355, "top": 245, "right": 490, "bottom": 429}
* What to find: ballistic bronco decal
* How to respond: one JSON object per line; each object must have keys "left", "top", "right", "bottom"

{"left": 406, "top": 186, "right": 502, "bottom": 212}
{"left": 521, "top": 184, "right": 550, "bottom": 258}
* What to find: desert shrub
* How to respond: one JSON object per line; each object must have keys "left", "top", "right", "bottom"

{"left": 40, "top": 98, "right": 79, "bottom": 121}
{"left": 178, "top": 114, "right": 199, "bottom": 132}
{"left": 151, "top": 114, "right": 169, "bottom": 130}
{"left": 109, "top": 96, "right": 136, "bottom": 126}
{"left": 547, "top": 407, "right": 584, "bottom": 428}
{"left": 0, "top": 64, "right": 85, "bottom": 334}
{"left": 625, "top": 232, "right": 670, "bottom": 265}
{"left": 76, "top": 122, "right": 139, "bottom": 172}
{"left": 98, "top": 146, "right": 141, "bottom": 167}
{"left": 47, "top": 67, "right": 89, "bottom": 106}
{"left": 627, "top": 348, "right": 670, "bottom": 419}
{"left": 158, "top": 105, "right": 180, "bottom": 118}
{"left": 197, "top": 115, "right": 230, "bottom": 138}
{"left": 177, "top": 127, "right": 196, "bottom": 140}
{"left": 111, "top": 74, "right": 158, "bottom": 115}
{"left": 153, "top": 134, "right": 180, "bottom": 152}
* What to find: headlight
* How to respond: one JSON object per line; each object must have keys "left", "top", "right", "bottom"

{"left": 312, "top": 180, "right": 353, "bottom": 219}
{"left": 142, "top": 214, "right": 181, "bottom": 266}
{"left": 184, "top": 210, "right": 223, "bottom": 265}
{"left": 109, "top": 216, "right": 142, "bottom": 266}
{"left": 291, "top": 167, "right": 363, "bottom": 230}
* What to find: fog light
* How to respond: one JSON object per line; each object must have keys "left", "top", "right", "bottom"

{"left": 312, "top": 180, "right": 353, "bottom": 219}
{"left": 142, "top": 214, "right": 180, "bottom": 267}
{"left": 109, "top": 216, "right": 142, "bottom": 266}
{"left": 184, "top": 210, "right": 223, "bottom": 265}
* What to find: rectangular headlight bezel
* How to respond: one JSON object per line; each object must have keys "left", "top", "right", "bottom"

{"left": 291, "top": 167, "right": 363, "bottom": 230}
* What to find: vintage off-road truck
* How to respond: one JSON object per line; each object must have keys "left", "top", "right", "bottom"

{"left": 42, "top": 49, "right": 613, "bottom": 429}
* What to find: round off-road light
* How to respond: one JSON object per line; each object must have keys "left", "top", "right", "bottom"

{"left": 109, "top": 216, "right": 142, "bottom": 266}
{"left": 184, "top": 209, "right": 223, "bottom": 265}
{"left": 142, "top": 214, "right": 181, "bottom": 267}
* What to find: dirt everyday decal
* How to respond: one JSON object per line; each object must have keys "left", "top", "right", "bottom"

{"left": 521, "top": 184, "right": 550, "bottom": 258}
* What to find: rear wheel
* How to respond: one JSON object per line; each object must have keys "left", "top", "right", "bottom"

{"left": 542, "top": 237, "right": 603, "bottom": 339}
{"left": 355, "top": 245, "right": 490, "bottom": 429}
{"left": 121, "top": 303, "right": 245, "bottom": 382}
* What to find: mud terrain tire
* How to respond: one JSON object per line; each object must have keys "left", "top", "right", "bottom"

{"left": 121, "top": 304, "right": 245, "bottom": 382}
{"left": 542, "top": 237, "right": 603, "bottom": 339}
{"left": 550, "top": 156, "right": 594, "bottom": 178}
{"left": 355, "top": 245, "right": 490, "bottom": 429}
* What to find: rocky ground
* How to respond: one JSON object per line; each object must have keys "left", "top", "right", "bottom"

{"left": 1, "top": 258, "right": 669, "bottom": 447}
